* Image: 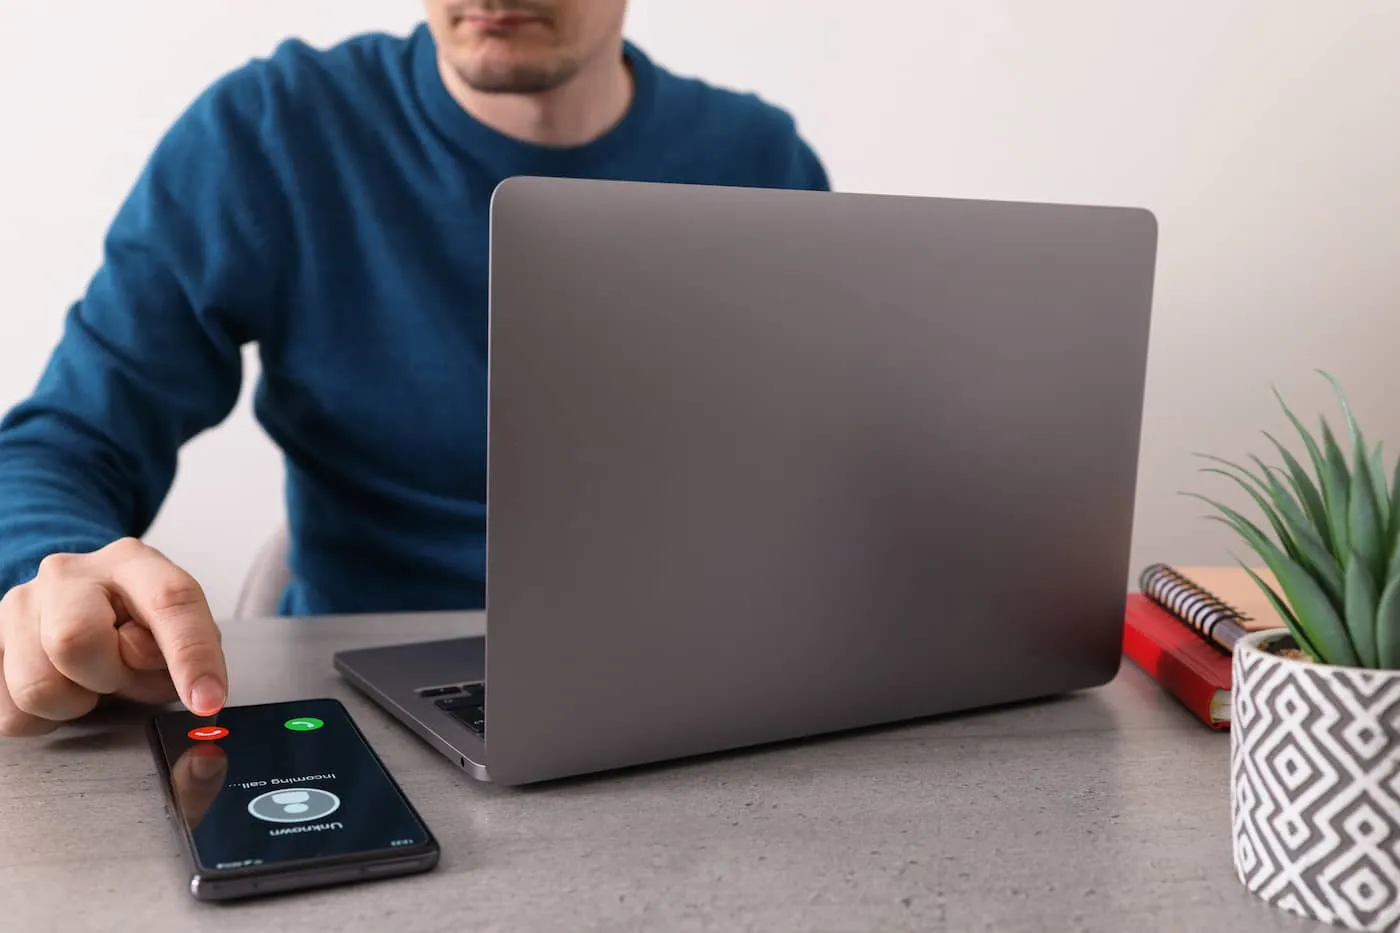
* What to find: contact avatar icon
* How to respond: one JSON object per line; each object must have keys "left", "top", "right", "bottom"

{"left": 247, "top": 787, "right": 341, "bottom": 823}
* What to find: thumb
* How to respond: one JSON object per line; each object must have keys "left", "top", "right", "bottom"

{"left": 116, "top": 622, "right": 167, "bottom": 671}
{"left": 106, "top": 554, "right": 227, "bottom": 716}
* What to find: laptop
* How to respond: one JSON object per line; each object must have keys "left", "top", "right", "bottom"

{"left": 333, "top": 176, "right": 1158, "bottom": 786}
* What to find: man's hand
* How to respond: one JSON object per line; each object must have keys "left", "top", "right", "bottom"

{"left": 0, "top": 537, "right": 227, "bottom": 737}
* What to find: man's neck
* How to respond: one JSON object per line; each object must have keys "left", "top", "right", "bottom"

{"left": 437, "top": 42, "right": 634, "bottom": 148}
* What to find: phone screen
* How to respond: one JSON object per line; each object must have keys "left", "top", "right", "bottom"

{"left": 149, "top": 698, "right": 434, "bottom": 877}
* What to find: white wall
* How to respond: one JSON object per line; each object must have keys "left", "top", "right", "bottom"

{"left": 2, "top": 1, "right": 1398, "bottom": 615}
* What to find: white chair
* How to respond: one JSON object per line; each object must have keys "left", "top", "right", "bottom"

{"left": 233, "top": 525, "right": 292, "bottom": 618}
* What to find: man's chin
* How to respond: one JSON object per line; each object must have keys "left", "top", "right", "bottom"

{"left": 453, "top": 59, "right": 575, "bottom": 95}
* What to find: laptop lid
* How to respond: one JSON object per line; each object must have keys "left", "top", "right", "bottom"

{"left": 482, "top": 177, "right": 1157, "bottom": 785}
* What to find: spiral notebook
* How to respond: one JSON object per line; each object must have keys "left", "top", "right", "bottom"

{"left": 1123, "top": 563, "right": 1283, "bottom": 729}
{"left": 1137, "top": 563, "right": 1284, "bottom": 651}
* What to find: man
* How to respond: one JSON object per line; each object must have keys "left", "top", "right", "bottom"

{"left": 0, "top": 0, "right": 828, "bottom": 737}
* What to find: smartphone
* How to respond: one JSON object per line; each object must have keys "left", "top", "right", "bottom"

{"left": 147, "top": 697, "right": 439, "bottom": 901}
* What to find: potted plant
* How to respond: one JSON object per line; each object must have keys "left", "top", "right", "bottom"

{"left": 1192, "top": 371, "right": 1400, "bottom": 931}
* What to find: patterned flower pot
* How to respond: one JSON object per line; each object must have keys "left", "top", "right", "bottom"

{"left": 1232, "top": 628, "right": 1400, "bottom": 931}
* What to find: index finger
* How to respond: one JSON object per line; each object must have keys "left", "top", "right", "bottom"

{"left": 106, "top": 556, "right": 227, "bottom": 716}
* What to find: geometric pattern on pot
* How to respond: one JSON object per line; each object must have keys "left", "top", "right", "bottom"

{"left": 1232, "top": 634, "right": 1400, "bottom": 931}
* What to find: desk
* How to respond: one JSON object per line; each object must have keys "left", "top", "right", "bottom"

{"left": 0, "top": 612, "right": 1327, "bottom": 932}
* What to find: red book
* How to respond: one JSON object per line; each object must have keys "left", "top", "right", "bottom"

{"left": 1122, "top": 592, "right": 1231, "bottom": 729}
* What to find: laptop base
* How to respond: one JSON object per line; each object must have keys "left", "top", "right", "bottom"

{"left": 334, "top": 637, "right": 491, "bottom": 781}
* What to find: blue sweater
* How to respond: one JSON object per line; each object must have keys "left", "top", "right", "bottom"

{"left": 0, "top": 25, "right": 828, "bottom": 615}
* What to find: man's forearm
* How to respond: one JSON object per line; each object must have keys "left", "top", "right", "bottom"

{"left": 0, "top": 437, "right": 132, "bottom": 594}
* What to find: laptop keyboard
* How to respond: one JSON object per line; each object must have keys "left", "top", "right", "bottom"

{"left": 418, "top": 682, "right": 485, "bottom": 736}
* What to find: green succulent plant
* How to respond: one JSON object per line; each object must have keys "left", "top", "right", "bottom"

{"left": 1189, "top": 370, "right": 1400, "bottom": 668}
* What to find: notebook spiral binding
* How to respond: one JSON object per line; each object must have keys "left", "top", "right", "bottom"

{"left": 1138, "top": 563, "right": 1250, "bottom": 651}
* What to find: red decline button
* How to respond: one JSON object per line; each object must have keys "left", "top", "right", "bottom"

{"left": 188, "top": 726, "right": 229, "bottom": 741}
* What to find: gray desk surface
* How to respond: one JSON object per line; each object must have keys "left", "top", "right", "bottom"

{"left": 0, "top": 612, "right": 1328, "bottom": 933}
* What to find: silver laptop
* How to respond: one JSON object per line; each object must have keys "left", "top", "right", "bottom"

{"left": 334, "top": 177, "right": 1158, "bottom": 786}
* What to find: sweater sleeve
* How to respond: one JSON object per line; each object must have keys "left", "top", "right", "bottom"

{"left": 0, "top": 63, "right": 288, "bottom": 595}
